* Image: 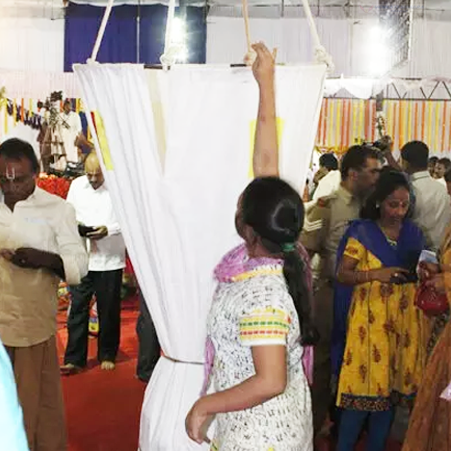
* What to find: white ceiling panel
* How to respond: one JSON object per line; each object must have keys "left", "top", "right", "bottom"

{"left": 2, "top": 0, "right": 451, "bottom": 8}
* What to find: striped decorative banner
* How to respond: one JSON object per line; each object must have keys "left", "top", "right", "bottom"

{"left": 316, "top": 99, "right": 451, "bottom": 154}
{"left": 316, "top": 99, "right": 377, "bottom": 153}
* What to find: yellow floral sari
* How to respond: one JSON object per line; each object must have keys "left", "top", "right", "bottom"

{"left": 337, "top": 236, "right": 426, "bottom": 411}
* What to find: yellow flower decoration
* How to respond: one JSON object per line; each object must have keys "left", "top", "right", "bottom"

{"left": 0, "top": 86, "right": 6, "bottom": 108}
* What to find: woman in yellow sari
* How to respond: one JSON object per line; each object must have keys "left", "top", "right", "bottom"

{"left": 402, "top": 224, "right": 451, "bottom": 451}
{"left": 333, "top": 170, "right": 426, "bottom": 451}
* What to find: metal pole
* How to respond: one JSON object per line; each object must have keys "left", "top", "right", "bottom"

{"left": 137, "top": 0, "right": 141, "bottom": 63}
{"left": 90, "top": 0, "right": 115, "bottom": 62}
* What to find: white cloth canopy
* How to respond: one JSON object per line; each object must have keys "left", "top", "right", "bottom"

{"left": 74, "top": 62, "right": 326, "bottom": 450}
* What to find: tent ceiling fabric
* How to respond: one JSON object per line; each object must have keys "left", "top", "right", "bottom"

{"left": 71, "top": 0, "right": 451, "bottom": 8}
{"left": 4, "top": 0, "right": 451, "bottom": 9}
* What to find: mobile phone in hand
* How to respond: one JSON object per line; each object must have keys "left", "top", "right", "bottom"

{"left": 78, "top": 225, "right": 96, "bottom": 237}
{"left": 419, "top": 250, "right": 438, "bottom": 265}
{"left": 391, "top": 272, "right": 417, "bottom": 285}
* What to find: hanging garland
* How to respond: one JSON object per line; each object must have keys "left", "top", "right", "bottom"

{"left": 1, "top": 90, "right": 70, "bottom": 131}
{"left": 314, "top": 136, "right": 368, "bottom": 156}
{"left": 5, "top": 98, "right": 43, "bottom": 130}
{"left": 0, "top": 87, "right": 6, "bottom": 109}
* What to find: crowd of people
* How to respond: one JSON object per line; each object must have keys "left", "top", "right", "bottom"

{"left": 301, "top": 135, "right": 451, "bottom": 449}
{"left": 186, "top": 43, "right": 451, "bottom": 451}
{"left": 0, "top": 136, "right": 159, "bottom": 449}
{"left": 1, "top": 41, "right": 451, "bottom": 451}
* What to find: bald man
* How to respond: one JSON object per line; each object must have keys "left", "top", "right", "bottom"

{"left": 61, "top": 152, "right": 126, "bottom": 374}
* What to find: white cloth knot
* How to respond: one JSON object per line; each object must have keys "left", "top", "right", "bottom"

{"left": 314, "top": 45, "right": 335, "bottom": 74}
{"left": 243, "top": 49, "right": 257, "bottom": 66}
{"left": 160, "top": 44, "right": 185, "bottom": 68}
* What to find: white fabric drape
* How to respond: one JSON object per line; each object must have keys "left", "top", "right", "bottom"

{"left": 0, "top": 71, "right": 79, "bottom": 99}
{"left": 207, "top": 17, "right": 350, "bottom": 76}
{"left": 207, "top": 16, "right": 451, "bottom": 79}
{"left": 74, "top": 63, "right": 325, "bottom": 450}
{"left": 323, "top": 78, "right": 376, "bottom": 99}
{"left": 0, "top": 17, "right": 64, "bottom": 72}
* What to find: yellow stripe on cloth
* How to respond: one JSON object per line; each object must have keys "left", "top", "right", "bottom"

{"left": 231, "top": 267, "right": 282, "bottom": 282}
{"left": 92, "top": 111, "right": 114, "bottom": 170}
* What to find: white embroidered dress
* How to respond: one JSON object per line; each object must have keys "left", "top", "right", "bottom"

{"left": 207, "top": 250, "right": 313, "bottom": 451}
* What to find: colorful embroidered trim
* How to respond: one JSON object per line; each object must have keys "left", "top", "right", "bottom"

{"left": 339, "top": 394, "right": 392, "bottom": 411}
{"left": 340, "top": 390, "right": 418, "bottom": 411}
{"left": 230, "top": 267, "right": 283, "bottom": 282}
{"left": 239, "top": 308, "right": 290, "bottom": 343}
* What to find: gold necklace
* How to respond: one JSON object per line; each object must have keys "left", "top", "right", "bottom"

{"left": 378, "top": 223, "right": 400, "bottom": 242}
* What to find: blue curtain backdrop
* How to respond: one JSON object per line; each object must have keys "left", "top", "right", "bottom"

{"left": 64, "top": 3, "right": 206, "bottom": 72}
{"left": 64, "top": 4, "right": 138, "bottom": 71}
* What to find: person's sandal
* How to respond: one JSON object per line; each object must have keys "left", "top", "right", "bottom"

{"left": 100, "top": 361, "right": 116, "bottom": 371}
{"left": 60, "top": 363, "right": 83, "bottom": 376}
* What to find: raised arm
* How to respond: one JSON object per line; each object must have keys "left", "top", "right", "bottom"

{"left": 380, "top": 136, "right": 402, "bottom": 172}
{"left": 252, "top": 43, "right": 279, "bottom": 178}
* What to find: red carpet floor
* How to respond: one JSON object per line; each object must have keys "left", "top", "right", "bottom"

{"left": 57, "top": 297, "right": 146, "bottom": 451}
{"left": 56, "top": 296, "right": 402, "bottom": 451}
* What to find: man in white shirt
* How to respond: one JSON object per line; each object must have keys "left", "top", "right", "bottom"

{"left": 445, "top": 170, "right": 451, "bottom": 197}
{"left": 0, "top": 138, "right": 88, "bottom": 451}
{"left": 312, "top": 153, "right": 340, "bottom": 201}
{"left": 434, "top": 157, "right": 451, "bottom": 187}
{"left": 312, "top": 170, "right": 341, "bottom": 201}
{"left": 61, "top": 152, "right": 126, "bottom": 374}
{"left": 401, "top": 141, "right": 451, "bottom": 251}
{"left": 60, "top": 100, "right": 82, "bottom": 165}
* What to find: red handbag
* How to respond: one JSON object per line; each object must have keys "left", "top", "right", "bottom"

{"left": 415, "top": 282, "right": 449, "bottom": 316}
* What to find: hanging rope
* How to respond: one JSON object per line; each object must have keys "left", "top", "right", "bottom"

{"left": 300, "top": 0, "right": 334, "bottom": 73}
{"left": 242, "top": 0, "right": 256, "bottom": 66}
{"left": 160, "top": 0, "right": 178, "bottom": 69}
{"left": 242, "top": 0, "right": 252, "bottom": 52}
{"left": 240, "top": 0, "right": 333, "bottom": 71}
{"left": 88, "top": 0, "right": 332, "bottom": 73}
{"left": 89, "top": 0, "right": 115, "bottom": 63}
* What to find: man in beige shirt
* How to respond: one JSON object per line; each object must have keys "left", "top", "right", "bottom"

{"left": 301, "top": 145, "right": 381, "bottom": 439}
{"left": 0, "top": 138, "right": 88, "bottom": 451}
